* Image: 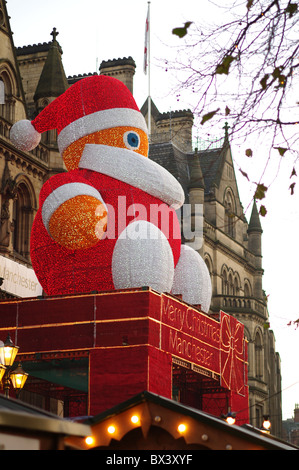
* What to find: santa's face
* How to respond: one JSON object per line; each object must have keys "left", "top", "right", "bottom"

{"left": 62, "top": 126, "right": 149, "bottom": 171}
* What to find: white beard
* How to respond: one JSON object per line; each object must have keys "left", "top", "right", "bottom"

{"left": 79, "top": 144, "right": 185, "bottom": 209}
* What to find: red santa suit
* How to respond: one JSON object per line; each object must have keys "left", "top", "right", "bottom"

{"left": 30, "top": 142, "right": 183, "bottom": 296}
{"left": 10, "top": 75, "right": 212, "bottom": 311}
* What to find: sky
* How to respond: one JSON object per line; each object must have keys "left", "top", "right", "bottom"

{"left": 6, "top": 0, "right": 299, "bottom": 421}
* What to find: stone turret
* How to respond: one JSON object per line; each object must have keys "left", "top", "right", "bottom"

{"left": 188, "top": 149, "right": 205, "bottom": 197}
{"left": 34, "top": 28, "right": 69, "bottom": 112}
{"left": 248, "top": 199, "right": 263, "bottom": 299}
{"left": 33, "top": 28, "right": 68, "bottom": 173}
{"left": 99, "top": 57, "right": 136, "bottom": 95}
{"left": 248, "top": 199, "right": 262, "bottom": 255}
{"left": 186, "top": 149, "right": 205, "bottom": 252}
{"left": 155, "top": 109, "right": 194, "bottom": 152}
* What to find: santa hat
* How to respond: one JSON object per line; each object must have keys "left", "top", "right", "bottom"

{"left": 10, "top": 75, "right": 148, "bottom": 153}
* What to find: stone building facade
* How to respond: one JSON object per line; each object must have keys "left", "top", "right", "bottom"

{"left": 283, "top": 404, "right": 299, "bottom": 446}
{"left": 0, "top": 0, "right": 282, "bottom": 437}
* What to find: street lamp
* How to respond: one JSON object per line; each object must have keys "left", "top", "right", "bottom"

{"left": 262, "top": 415, "right": 271, "bottom": 433}
{"left": 222, "top": 407, "right": 236, "bottom": 425}
{"left": 225, "top": 411, "right": 236, "bottom": 425}
{"left": 10, "top": 363, "right": 28, "bottom": 393}
{"left": 0, "top": 335, "right": 28, "bottom": 398}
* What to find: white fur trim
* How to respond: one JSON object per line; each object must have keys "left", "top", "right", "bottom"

{"left": 171, "top": 245, "right": 212, "bottom": 311}
{"left": 10, "top": 120, "right": 41, "bottom": 151}
{"left": 42, "top": 182, "right": 105, "bottom": 232}
{"left": 57, "top": 108, "right": 148, "bottom": 154}
{"left": 112, "top": 220, "right": 174, "bottom": 293}
{"left": 79, "top": 144, "right": 185, "bottom": 209}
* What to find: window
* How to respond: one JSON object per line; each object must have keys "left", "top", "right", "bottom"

{"left": 224, "top": 189, "right": 235, "bottom": 238}
{"left": 255, "top": 406, "right": 262, "bottom": 429}
{"left": 234, "top": 276, "right": 239, "bottom": 295}
{"left": 255, "top": 331, "right": 263, "bottom": 379}
{"left": 204, "top": 255, "right": 212, "bottom": 275}
{"left": 0, "top": 80, "right": 4, "bottom": 104}
{"left": 228, "top": 273, "right": 233, "bottom": 295}
{"left": 244, "top": 280, "right": 252, "bottom": 297}
{"left": 0, "top": 67, "right": 16, "bottom": 122}
{"left": 222, "top": 268, "right": 228, "bottom": 295}
{"left": 13, "top": 182, "right": 34, "bottom": 259}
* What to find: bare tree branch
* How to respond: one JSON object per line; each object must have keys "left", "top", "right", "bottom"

{"left": 168, "top": 0, "right": 299, "bottom": 201}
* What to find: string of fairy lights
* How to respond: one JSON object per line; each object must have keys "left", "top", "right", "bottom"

{"left": 80, "top": 382, "right": 299, "bottom": 448}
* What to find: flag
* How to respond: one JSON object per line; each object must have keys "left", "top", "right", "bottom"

{"left": 143, "top": 4, "right": 149, "bottom": 74}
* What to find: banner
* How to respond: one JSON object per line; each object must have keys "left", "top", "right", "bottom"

{"left": 0, "top": 255, "right": 42, "bottom": 298}
{"left": 161, "top": 295, "right": 220, "bottom": 375}
{"left": 160, "top": 296, "right": 247, "bottom": 395}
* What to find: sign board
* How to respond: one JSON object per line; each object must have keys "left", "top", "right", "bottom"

{"left": 0, "top": 255, "right": 43, "bottom": 298}
{"left": 161, "top": 295, "right": 220, "bottom": 375}
{"left": 160, "top": 295, "right": 247, "bottom": 395}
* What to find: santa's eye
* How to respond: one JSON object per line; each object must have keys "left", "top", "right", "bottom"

{"left": 123, "top": 131, "right": 140, "bottom": 150}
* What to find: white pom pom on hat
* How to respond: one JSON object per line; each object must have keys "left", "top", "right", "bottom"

{"left": 10, "top": 119, "right": 41, "bottom": 152}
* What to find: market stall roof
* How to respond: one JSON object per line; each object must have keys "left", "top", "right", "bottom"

{"left": 0, "top": 394, "right": 90, "bottom": 439}
{"left": 74, "top": 391, "right": 297, "bottom": 451}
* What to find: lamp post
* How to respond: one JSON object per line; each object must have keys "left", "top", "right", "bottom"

{"left": 0, "top": 335, "right": 28, "bottom": 398}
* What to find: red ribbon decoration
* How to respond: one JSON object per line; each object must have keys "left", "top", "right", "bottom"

{"left": 220, "top": 311, "right": 245, "bottom": 395}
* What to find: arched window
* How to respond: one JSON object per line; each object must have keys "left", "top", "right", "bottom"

{"left": 228, "top": 272, "right": 233, "bottom": 295}
{"left": 234, "top": 276, "right": 240, "bottom": 296}
{"left": 254, "top": 330, "right": 263, "bottom": 379}
{"left": 224, "top": 188, "right": 235, "bottom": 238}
{"left": 0, "top": 80, "right": 4, "bottom": 104}
{"left": 204, "top": 255, "right": 212, "bottom": 275}
{"left": 204, "top": 255, "right": 213, "bottom": 295}
{"left": 222, "top": 268, "right": 228, "bottom": 295}
{"left": 0, "top": 66, "right": 17, "bottom": 123}
{"left": 244, "top": 280, "right": 252, "bottom": 298}
{"left": 12, "top": 182, "right": 34, "bottom": 259}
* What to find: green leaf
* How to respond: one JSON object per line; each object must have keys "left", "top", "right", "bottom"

{"left": 245, "top": 148, "right": 253, "bottom": 157}
{"left": 278, "top": 75, "right": 287, "bottom": 87}
{"left": 254, "top": 183, "right": 268, "bottom": 200}
{"left": 172, "top": 22, "right": 193, "bottom": 38}
{"left": 274, "top": 147, "right": 288, "bottom": 156}
{"left": 272, "top": 67, "right": 287, "bottom": 87}
{"left": 285, "top": 3, "right": 298, "bottom": 17}
{"left": 290, "top": 167, "right": 297, "bottom": 178}
{"left": 272, "top": 67, "right": 283, "bottom": 79}
{"left": 215, "top": 55, "right": 235, "bottom": 75}
{"left": 259, "top": 205, "right": 267, "bottom": 217}
{"left": 200, "top": 108, "right": 219, "bottom": 125}
{"left": 260, "top": 74, "right": 269, "bottom": 90}
{"left": 289, "top": 182, "right": 296, "bottom": 195}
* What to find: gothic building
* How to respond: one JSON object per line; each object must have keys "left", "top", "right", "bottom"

{"left": 0, "top": 0, "right": 282, "bottom": 437}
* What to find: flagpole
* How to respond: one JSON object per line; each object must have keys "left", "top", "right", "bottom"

{"left": 147, "top": 1, "right": 151, "bottom": 138}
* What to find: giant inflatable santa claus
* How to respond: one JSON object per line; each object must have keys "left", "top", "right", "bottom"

{"left": 10, "top": 75, "right": 211, "bottom": 311}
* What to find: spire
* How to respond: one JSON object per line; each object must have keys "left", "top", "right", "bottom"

{"left": 188, "top": 149, "right": 205, "bottom": 190}
{"left": 248, "top": 199, "right": 263, "bottom": 233}
{"left": 34, "top": 28, "right": 68, "bottom": 102}
{"left": 223, "top": 121, "right": 230, "bottom": 147}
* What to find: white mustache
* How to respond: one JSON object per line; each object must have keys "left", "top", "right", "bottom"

{"left": 79, "top": 144, "right": 184, "bottom": 209}
{"left": 80, "top": 143, "right": 141, "bottom": 166}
